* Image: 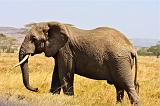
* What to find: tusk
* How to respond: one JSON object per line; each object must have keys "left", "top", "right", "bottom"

{"left": 13, "top": 55, "right": 30, "bottom": 68}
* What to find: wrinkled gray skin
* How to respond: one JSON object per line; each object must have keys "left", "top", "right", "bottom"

{"left": 19, "top": 22, "right": 140, "bottom": 105}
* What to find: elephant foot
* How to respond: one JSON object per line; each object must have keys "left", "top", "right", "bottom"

{"left": 133, "top": 100, "right": 140, "bottom": 106}
{"left": 133, "top": 102, "right": 140, "bottom": 106}
{"left": 64, "top": 92, "right": 74, "bottom": 96}
{"left": 50, "top": 88, "right": 61, "bottom": 95}
{"left": 116, "top": 101, "right": 123, "bottom": 106}
{"left": 116, "top": 100, "right": 123, "bottom": 104}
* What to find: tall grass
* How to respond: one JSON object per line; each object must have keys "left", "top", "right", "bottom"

{"left": 0, "top": 53, "right": 160, "bottom": 106}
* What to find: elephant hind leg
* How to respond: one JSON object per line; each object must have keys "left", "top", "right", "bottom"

{"left": 109, "top": 58, "right": 140, "bottom": 105}
{"left": 114, "top": 85, "right": 124, "bottom": 103}
{"left": 126, "top": 87, "right": 140, "bottom": 106}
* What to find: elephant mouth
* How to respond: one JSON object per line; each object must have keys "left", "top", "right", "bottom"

{"left": 31, "top": 53, "right": 35, "bottom": 56}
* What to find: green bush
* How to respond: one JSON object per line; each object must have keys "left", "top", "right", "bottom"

{"left": 137, "top": 47, "right": 153, "bottom": 56}
{"left": 147, "top": 44, "right": 160, "bottom": 58}
{"left": 137, "top": 43, "right": 160, "bottom": 58}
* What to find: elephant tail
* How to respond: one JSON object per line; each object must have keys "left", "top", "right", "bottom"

{"left": 134, "top": 53, "right": 139, "bottom": 94}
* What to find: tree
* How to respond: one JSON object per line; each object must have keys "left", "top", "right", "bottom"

{"left": 148, "top": 44, "right": 160, "bottom": 58}
{"left": 137, "top": 47, "right": 153, "bottom": 56}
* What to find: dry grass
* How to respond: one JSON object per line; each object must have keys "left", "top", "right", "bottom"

{"left": 0, "top": 53, "right": 160, "bottom": 106}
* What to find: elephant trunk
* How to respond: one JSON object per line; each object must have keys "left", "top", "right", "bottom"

{"left": 19, "top": 48, "right": 38, "bottom": 92}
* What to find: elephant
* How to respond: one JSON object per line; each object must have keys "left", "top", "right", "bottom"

{"left": 14, "top": 21, "right": 140, "bottom": 105}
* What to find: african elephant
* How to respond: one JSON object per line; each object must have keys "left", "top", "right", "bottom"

{"left": 15, "top": 21, "right": 140, "bottom": 105}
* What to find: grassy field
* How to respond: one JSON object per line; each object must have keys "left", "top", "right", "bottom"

{"left": 0, "top": 53, "right": 160, "bottom": 106}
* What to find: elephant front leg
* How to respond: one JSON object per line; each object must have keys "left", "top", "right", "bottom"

{"left": 57, "top": 47, "right": 74, "bottom": 96}
{"left": 61, "top": 72, "right": 74, "bottom": 96}
{"left": 58, "top": 59, "right": 74, "bottom": 95}
{"left": 50, "top": 61, "right": 61, "bottom": 95}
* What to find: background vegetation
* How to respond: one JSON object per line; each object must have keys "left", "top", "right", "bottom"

{"left": 137, "top": 42, "right": 160, "bottom": 58}
{"left": 0, "top": 54, "right": 159, "bottom": 106}
{"left": 0, "top": 33, "right": 19, "bottom": 53}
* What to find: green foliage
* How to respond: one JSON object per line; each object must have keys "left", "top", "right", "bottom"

{"left": 137, "top": 47, "right": 153, "bottom": 56}
{"left": 148, "top": 44, "right": 160, "bottom": 58}
{"left": 137, "top": 43, "right": 160, "bottom": 58}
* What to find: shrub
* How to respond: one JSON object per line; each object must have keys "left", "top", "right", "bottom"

{"left": 147, "top": 44, "right": 160, "bottom": 58}
{"left": 137, "top": 47, "right": 153, "bottom": 56}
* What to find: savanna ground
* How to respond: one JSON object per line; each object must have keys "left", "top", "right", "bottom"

{"left": 0, "top": 53, "right": 160, "bottom": 106}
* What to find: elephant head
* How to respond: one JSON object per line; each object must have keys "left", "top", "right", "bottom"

{"left": 14, "top": 22, "right": 69, "bottom": 92}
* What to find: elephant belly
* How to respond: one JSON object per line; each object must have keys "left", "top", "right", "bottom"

{"left": 74, "top": 59, "right": 110, "bottom": 80}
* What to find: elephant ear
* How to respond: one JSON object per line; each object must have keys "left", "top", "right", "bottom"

{"left": 47, "top": 22, "right": 69, "bottom": 37}
{"left": 47, "top": 22, "right": 78, "bottom": 47}
{"left": 46, "top": 22, "right": 69, "bottom": 48}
